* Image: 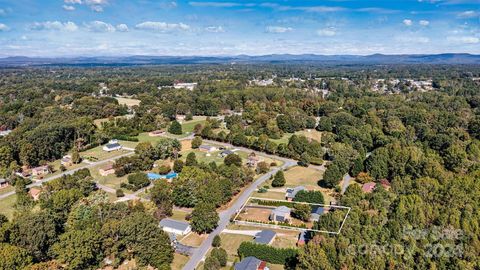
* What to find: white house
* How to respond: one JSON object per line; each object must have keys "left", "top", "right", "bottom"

{"left": 103, "top": 140, "right": 122, "bottom": 152}
{"left": 159, "top": 218, "right": 192, "bottom": 236}
{"left": 174, "top": 82, "right": 197, "bottom": 91}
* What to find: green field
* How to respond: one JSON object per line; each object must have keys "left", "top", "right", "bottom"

{"left": 0, "top": 195, "right": 17, "bottom": 220}
{"left": 80, "top": 145, "right": 132, "bottom": 162}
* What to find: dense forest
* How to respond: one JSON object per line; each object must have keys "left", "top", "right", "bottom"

{"left": 0, "top": 64, "right": 479, "bottom": 269}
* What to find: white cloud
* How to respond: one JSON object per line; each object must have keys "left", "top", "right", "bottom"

{"left": 29, "top": 21, "right": 78, "bottom": 32}
{"left": 135, "top": 21, "right": 190, "bottom": 32}
{"left": 457, "top": 10, "right": 478, "bottom": 18}
{"left": 63, "top": 5, "right": 76, "bottom": 11}
{"left": 85, "top": 0, "right": 108, "bottom": 4}
{"left": 447, "top": 36, "right": 479, "bottom": 44}
{"left": 205, "top": 26, "right": 225, "bottom": 33}
{"left": 64, "top": 0, "right": 82, "bottom": 3}
{"left": 317, "top": 28, "right": 336, "bottom": 36}
{"left": 116, "top": 24, "right": 129, "bottom": 32}
{"left": 265, "top": 26, "right": 293, "bottom": 33}
{"left": 189, "top": 2, "right": 241, "bottom": 7}
{"left": 419, "top": 20, "right": 430, "bottom": 26}
{"left": 84, "top": 21, "right": 115, "bottom": 32}
{"left": 90, "top": 5, "right": 103, "bottom": 12}
{"left": 0, "top": 23, "right": 9, "bottom": 31}
{"left": 403, "top": 19, "right": 413, "bottom": 26}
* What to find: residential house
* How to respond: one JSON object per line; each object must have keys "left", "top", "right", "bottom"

{"left": 61, "top": 155, "right": 73, "bottom": 167}
{"left": 219, "top": 149, "right": 234, "bottom": 158}
{"left": 32, "top": 165, "right": 49, "bottom": 178}
{"left": 173, "top": 82, "right": 197, "bottom": 91}
{"left": 103, "top": 140, "right": 122, "bottom": 152}
{"left": 246, "top": 152, "right": 260, "bottom": 167}
{"left": 234, "top": 256, "right": 267, "bottom": 270}
{"left": 362, "top": 182, "right": 376, "bottom": 193}
{"left": 310, "top": 206, "right": 326, "bottom": 222}
{"left": 380, "top": 179, "right": 391, "bottom": 190}
{"left": 297, "top": 231, "right": 313, "bottom": 246}
{"left": 0, "top": 179, "right": 9, "bottom": 189}
{"left": 29, "top": 188, "right": 42, "bottom": 201}
{"left": 285, "top": 186, "right": 306, "bottom": 201}
{"left": 254, "top": 230, "right": 276, "bottom": 245}
{"left": 159, "top": 218, "right": 192, "bottom": 236}
{"left": 269, "top": 206, "right": 291, "bottom": 223}
{"left": 199, "top": 145, "right": 217, "bottom": 153}
{"left": 99, "top": 164, "right": 115, "bottom": 176}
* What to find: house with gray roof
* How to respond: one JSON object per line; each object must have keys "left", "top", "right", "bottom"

{"left": 310, "top": 206, "right": 326, "bottom": 222}
{"left": 103, "top": 139, "right": 122, "bottom": 152}
{"left": 219, "top": 149, "right": 234, "bottom": 157}
{"left": 254, "top": 230, "right": 276, "bottom": 245}
{"left": 234, "top": 256, "right": 267, "bottom": 270}
{"left": 269, "top": 206, "right": 291, "bottom": 223}
{"left": 159, "top": 218, "right": 192, "bottom": 236}
{"left": 285, "top": 186, "right": 306, "bottom": 201}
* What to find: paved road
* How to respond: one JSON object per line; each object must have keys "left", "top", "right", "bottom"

{"left": 182, "top": 149, "right": 296, "bottom": 270}
{"left": 341, "top": 173, "right": 353, "bottom": 194}
{"left": 0, "top": 151, "right": 134, "bottom": 201}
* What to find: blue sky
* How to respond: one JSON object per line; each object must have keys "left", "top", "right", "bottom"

{"left": 0, "top": 0, "right": 478, "bottom": 56}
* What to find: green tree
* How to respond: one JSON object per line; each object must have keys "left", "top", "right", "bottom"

{"left": 150, "top": 180, "right": 173, "bottom": 219}
{"left": 204, "top": 256, "right": 221, "bottom": 270}
{"left": 173, "top": 159, "right": 184, "bottom": 172}
{"left": 0, "top": 243, "right": 33, "bottom": 270}
{"left": 168, "top": 120, "right": 183, "bottom": 135}
{"left": 191, "top": 136, "right": 203, "bottom": 149}
{"left": 127, "top": 173, "right": 149, "bottom": 191}
{"left": 185, "top": 152, "right": 198, "bottom": 166}
{"left": 322, "top": 161, "right": 345, "bottom": 188}
{"left": 272, "top": 170, "right": 286, "bottom": 187}
{"left": 224, "top": 153, "right": 242, "bottom": 167}
{"left": 51, "top": 228, "right": 102, "bottom": 270}
{"left": 212, "top": 235, "right": 221, "bottom": 247}
{"left": 71, "top": 148, "right": 81, "bottom": 164}
{"left": 211, "top": 247, "right": 227, "bottom": 267}
{"left": 296, "top": 236, "right": 334, "bottom": 270}
{"left": 294, "top": 190, "right": 324, "bottom": 204}
{"left": 10, "top": 212, "right": 59, "bottom": 261}
{"left": 292, "top": 203, "right": 311, "bottom": 222}
{"left": 191, "top": 202, "right": 219, "bottom": 233}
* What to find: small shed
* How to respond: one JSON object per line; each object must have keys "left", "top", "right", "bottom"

{"left": 159, "top": 218, "right": 192, "bottom": 236}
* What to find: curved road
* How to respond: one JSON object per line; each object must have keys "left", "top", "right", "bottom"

{"left": 182, "top": 140, "right": 297, "bottom": 270}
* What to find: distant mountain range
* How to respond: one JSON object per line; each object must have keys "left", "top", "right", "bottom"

{"left": 0, "top": 53, "right": 479, "bottom": 66}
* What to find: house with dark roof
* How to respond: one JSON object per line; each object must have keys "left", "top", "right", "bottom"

{"left": 269, "top": 206, "right": 291, "bottom": 223}
{"left": 297, "top": 231, "right": 313, "bottom": 246}
{"left": 0, "top": 179, "right": 9, "bottom": 189}
{"left": 103, "top": 139, "right": 122, "bottom": 152}
{"left": 285, "top": 186, "right": 306, "bottom": 201}
{"left": 310, "top": 206, "right": 326, "bottom": 222}
{"left": 254, "top": 230, "right": 276, "bottom": 245}
{"left": 234, "top": 256, "right": 267, "bottom": 270}
{"left": 219, "top": 149, "right": 234, "bottom": 158}
{"left": 159, "top": 218, "right": 192, "bottom": 236}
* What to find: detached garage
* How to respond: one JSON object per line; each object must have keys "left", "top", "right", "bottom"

{"left": 159, "top": 218, "right": 192, "bottom": 236}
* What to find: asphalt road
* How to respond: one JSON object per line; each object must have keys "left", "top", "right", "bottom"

{"left": 0, "top": 151, "right": 134, "bottom": 201}
{"left": 182, "top": 144, "right": 297, "bottom": 270}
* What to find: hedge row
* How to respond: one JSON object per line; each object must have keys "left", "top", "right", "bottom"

{"left": 237, "top": 242, "right": 298, "bottom": 265}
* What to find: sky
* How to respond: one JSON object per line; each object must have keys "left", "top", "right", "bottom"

{"left": 0, "top": 0, "right": 478, "bottom": 57}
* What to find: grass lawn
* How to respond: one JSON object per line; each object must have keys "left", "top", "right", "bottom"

{"left": 0, "top": 195, "right": 16, "bottom": 220}
{"left": 0, "top": 185, "right": 14, "bottom": 196}
{"left": 296, "top": 129, "right": 322, "bottom": 143}
{"left": 115, "top": 97, "right": 141, "bottom": 107}
{"left": 179, "top": 232, "right": 208, "bottom": 247}
{"left": 269, "top": 133, "right": 293, "bottom": 145}
{"left": 181, "top": 116, "right": 207, "bottom": 133}
{"left": 171, "top": 254, "right": 190, "bottom": 270}
{"left": 271, "top": 232, "right": 299, "bottom": 249}
{"left": 80, "top": 146, "right": 131, "bottom": 162}
{"left": 220, "top": 233, "right": 253, "bottom": 261}
{"left": 252, "top": 189, "right": 286, "bottom": 200}
{"left": 170, "top": 209, "right": 190, "bottom": 222}
{"left": 283, "top": 166, "right": 324, "bottom": 190}
{"left": 89, "top": 164, "right": 131, "bottom": 192}
{"left": 117, "top": 140, "right": 138, "bottom": 149}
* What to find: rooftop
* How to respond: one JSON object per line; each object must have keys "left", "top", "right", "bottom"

{"left": 234, "top": 256, "right": 265, "bottom": 270}
{"left": 254, "top": 230, "right": 276, "bottom": 245}
{"left": 159, "top": 218, "right": 190, "bottom": 232}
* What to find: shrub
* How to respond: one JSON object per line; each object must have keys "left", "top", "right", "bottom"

{"left": 237, "top": 242, "right": 298, "bottom": 265}
{"left": 157, "top": 165, "right": 171, "bottom": 175}
{"left": 212, "top": 235, "right": 221, "bottom": 247}
{"left": 211, "top": 248, "right": 227, "bottom": 267}
{"left": 173, "top": 159, "right": 184, "bottom": 173}
{"left": 116, "top": 189, "right": 125, "bottom": 197}
{"left": 168, "top": 120, "right": 183, "bottom": 135}
{"left": 272, "top": 171, "right": 286, "bottom": 187}
{"left": 191, "top": 136, "right": 203, "bottom": 149}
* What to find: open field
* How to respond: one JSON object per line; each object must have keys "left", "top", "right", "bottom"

{"left": 0, "top": 195, "right": 16, "bottom": 220}
{"left": 171, "top": 254, "right": 190, "bottom": 270}
{"left": 180, "top": 116, "right": 207, "bottom": 133}
{"left": 0, "top": 185, "right": 14, "bottom": 196}
{"left": 115, "top": 97, "right": 141, "bottom": 107}
{"left": 170, "top": 209, "right": 191, "bottom": 222}
{"left": 283, "top": 166, "right": 324, "bottom": 189}
{"left": 89, "top": 164, "right": 130, "bottom": 192}
{"left": 219, "top": 233, "right": 253, "bottom": 261}
{"left": 81, "top": 145, "right": 132, "bottom": 162}
{"left": 180, "top": 232, "right": 208, "bottom": 247}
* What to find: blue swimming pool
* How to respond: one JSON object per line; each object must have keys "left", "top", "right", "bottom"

{"left": 147, "top": 172, "right": 179, "bottom": 180}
